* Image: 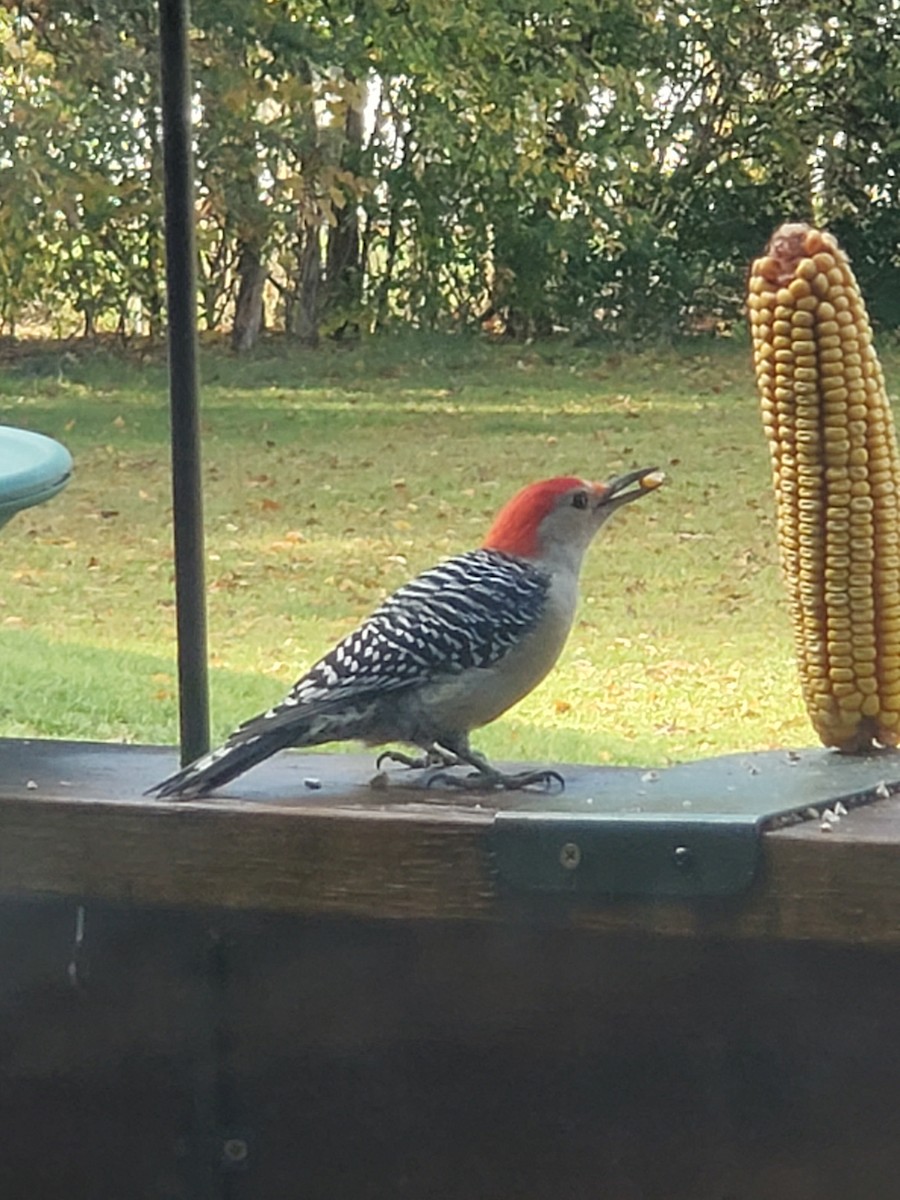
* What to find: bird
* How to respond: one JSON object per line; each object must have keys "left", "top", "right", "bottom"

{"left": 147, "top": 467, "right": 664, "bottom": 799}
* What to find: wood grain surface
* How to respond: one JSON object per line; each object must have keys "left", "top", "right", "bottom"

{"left": 2, "top": 738, "right": 900, "bottom": 944}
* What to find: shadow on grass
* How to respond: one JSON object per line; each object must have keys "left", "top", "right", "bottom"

{"left": 0, "top": 627, "right": 648, "bottom": 768}
{"left": 0, "top": 628, "right": 272, "bottom": 745}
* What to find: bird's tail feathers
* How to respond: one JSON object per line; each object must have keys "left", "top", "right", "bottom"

{"left": 146, "top": 694, "right": 382, "bottom": 798}
{"left": 146, "top": 725, "right": 298, "bottom": 799}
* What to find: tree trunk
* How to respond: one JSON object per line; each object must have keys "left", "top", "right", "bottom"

{"left": 146, "top": 216, "right": 164, "bottom": 341}
{"left": 375, "top": 198, "right": 400, "bottom": 330}
{"left": 292, "top": 228, "right": 321, "bottom": 347}
{"left": 287, "top": 55, "right": 322, "bottom": 347}
{"left": 231, "top": 241, "right": 267, "bottom": 353}
{"left": 145, "top": 86, "right": 164, "bottom": 342}
{"left": 324, "top": 78, "right": 366, "bottom": 321}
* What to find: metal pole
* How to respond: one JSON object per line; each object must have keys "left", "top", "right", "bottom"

{"left": 158, "top": 0, "right": 210, "bottom": 764}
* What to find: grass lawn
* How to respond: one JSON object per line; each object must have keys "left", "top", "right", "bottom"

{"left": 5, "top": 331, "right": 896, "bottom": 769}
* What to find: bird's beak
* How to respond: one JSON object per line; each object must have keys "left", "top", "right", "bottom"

{"left": 594, "top": 466, "right": 665, "bottom": 510}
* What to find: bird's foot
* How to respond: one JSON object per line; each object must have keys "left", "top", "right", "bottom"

{"left": 425, "top": 767, "right": 565, "bottom": 794}
{"left": 375, "top": 747, "right": 462, "bottom": 772}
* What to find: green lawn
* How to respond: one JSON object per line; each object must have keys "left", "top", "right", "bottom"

{"left": 6, "top": 331, "right": 892, "bottom": 768}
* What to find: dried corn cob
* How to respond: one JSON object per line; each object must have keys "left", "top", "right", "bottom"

{"left": 748, "top": 222, "right": 900, "bottom": 752}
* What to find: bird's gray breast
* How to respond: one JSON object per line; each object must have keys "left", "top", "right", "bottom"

{"left": 399, "top": 567, "right": 579, "bottom": 735}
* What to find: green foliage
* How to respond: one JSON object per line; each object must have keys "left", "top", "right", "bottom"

{"left": 2, "top": 0, "right": 900, "bottom": 340}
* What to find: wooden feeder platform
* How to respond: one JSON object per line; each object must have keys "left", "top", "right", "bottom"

{"left": 3, "top": 737, "right": 900, "bottom": 943}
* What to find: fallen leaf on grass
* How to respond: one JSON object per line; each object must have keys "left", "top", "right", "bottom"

{"left": 209, "top": 572, "right": 250, "bottom": 592}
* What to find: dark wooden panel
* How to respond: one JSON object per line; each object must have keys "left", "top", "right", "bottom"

{"left": 1, "top": 901, "right": 898, "bottom": 1199}
{"left": 0, "top": 902, "right": 217, "bottom": 1198}
{"left": 2, "top": 738, "right": 900, "bottom": 944}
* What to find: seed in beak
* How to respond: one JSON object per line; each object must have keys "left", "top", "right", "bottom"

{"left": 640, "top": 470, "right": 666, "bottom": 491}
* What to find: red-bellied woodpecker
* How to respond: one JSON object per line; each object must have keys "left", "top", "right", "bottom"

{"left": 148, "top": 467, "right": 663, "bottom": 798}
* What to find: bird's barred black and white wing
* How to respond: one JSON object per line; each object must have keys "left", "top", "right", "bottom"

{"left": 283, "top": 548, "right": 551, "bottom": 712}
{"left": 147, "top": 550, "right": 551, "bottom": 797}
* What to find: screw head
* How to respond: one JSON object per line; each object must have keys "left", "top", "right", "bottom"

{"left": 673, "top": 845, "right": 693, "bottom": 870}
{"left": 222, "top": 1138, "right": 249, "bottom": 1166}
{"left": 559, "top": 841, "right": 582, "bottom": 870}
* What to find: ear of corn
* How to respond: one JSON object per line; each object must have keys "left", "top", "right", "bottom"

{"left": 748, "top": 222, "right": 900, "bottom": 752}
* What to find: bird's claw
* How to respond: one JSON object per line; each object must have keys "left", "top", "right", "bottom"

{"left": 376, "top": 748, "right": 462, "bottom": 771}
{"left": 513, "top": 768, "right": 566, "bottom": 792}
{"left": 376, "top": 749, "right": 426, "bottom": 770}
{"left": 425, "top": 768, "right": 565, "bottom": 794}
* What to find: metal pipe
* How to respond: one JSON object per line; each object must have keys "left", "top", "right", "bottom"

{"left": 158, "top": 0, "right": 210, "bottom": 764}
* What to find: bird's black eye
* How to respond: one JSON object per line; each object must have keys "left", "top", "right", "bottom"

{"left": 572, "top": 490, "right": 590, "bottom": 510}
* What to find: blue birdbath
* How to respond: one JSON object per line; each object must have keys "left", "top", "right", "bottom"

{"left": 0, "top": 426, "right": 73, "bottom": 530}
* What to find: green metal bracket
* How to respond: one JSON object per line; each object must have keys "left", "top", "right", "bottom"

{"left": 489, "top": 748, "right": 900, "bottom": 899}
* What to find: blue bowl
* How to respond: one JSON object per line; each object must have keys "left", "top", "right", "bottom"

{"left": 0, "top": 427, "right": 74, "bottom": 529}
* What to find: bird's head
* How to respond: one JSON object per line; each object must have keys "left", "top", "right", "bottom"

{"left": 483, "top": 468, "right": 664, "bottom": 572}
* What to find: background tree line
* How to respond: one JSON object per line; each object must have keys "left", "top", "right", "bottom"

{"left": 2, "top": 0, "right": 899, "bottom": 347}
